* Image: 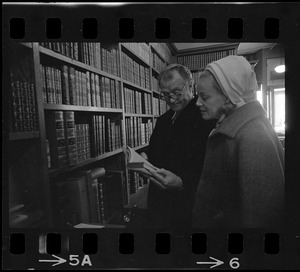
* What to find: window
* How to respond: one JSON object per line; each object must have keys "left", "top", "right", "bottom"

{"left": 274, "top": 88, "right": 285, "bottom": 135}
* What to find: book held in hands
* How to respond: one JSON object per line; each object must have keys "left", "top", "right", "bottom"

{"left": 122, "top": 145, "right": 159, "bottom": 177}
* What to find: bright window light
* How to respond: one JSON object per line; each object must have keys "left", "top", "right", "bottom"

{"left": 275, "top": 65, "right": 285, "bottom": 73}
{"left": 274, "top": 88, "right": 285, "bottom": 135}
{"left": 257, "top": 84, "right": 263, "bottom": 106}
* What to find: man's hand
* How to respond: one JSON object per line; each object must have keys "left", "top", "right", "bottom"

{"left": 147, "top": 168, "right": 183, "bottom": 190}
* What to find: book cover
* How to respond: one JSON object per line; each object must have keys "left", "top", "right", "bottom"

{"left": 122, "top": 145, "right": 159, "bottom": 176}
{"left": 104, "top": 170, "right": 125, "bottom": 221}
{"left": 82, "top": 167, "right": 105, "bottom": 224}
{"left": 106, "top": 169, "right": 129, "bottom": 207}
{"left": 67, "top": 175, "right": 90, "bottom": 223}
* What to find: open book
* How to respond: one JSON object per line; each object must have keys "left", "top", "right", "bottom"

{"left": 122, "top": 145, "right": 159, "bottom": 177}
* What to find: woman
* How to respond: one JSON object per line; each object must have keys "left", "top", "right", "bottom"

{"left": 192, "top": 55, "right": 285, "bottom": 228}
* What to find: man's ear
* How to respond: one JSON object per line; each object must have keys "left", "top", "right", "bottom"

{"left": 188, "top": 79, "right": 194, "bottom": 93}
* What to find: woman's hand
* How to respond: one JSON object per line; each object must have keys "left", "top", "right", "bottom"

{"left": 146, "top": 168, "right": 183, "bottom": 190}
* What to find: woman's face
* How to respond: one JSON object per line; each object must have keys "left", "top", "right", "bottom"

{"left": 196, "top": 74, "right": 228, "bottom": 120}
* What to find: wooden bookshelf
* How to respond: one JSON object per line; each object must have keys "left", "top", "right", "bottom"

{"left": 6, "top": 41, "right": 175, "bottom": 228}
{"left": 39, "top": 44, "right": 122, "bottom": 82}
{"left": 122, "top": 79, "right": 152, "bottom": 94}
{"left": 121, "top": 43, "right": 150, "bottom": 67}
{"left": 49, "top": 148, "right": 123, "bottom": 178}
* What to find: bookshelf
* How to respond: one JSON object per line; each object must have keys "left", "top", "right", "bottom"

{"left": 176, "top": 44, "right": 239, "bottom": 95}
{"left": 6, "top": 41, "right": 173, "bottom": 228}
{"left": 7, "top": 42, "right": 243, "bottom": 228}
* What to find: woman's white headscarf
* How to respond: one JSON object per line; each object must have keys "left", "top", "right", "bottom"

{"left": 205, "top": 55, "right": 259, "bottom": 107}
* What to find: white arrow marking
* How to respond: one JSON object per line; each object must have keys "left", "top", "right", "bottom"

{"left": 197, "top": 256, "right": 224, "bottom": 269}
{"left": 39, "top": 254, "right": 67, "bottom": 267}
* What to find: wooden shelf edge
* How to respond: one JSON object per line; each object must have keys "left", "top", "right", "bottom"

{"left": 9, "top": 131, "right": 40, "bottom": 141}
{"left": 43, "top": 103, "right": 123, "bottom": 112}
{"left": 132, "top": 143, "right": 149, "bottom": 150}
{"left": 49, "top": 148, "right": 123, "bottom": 177}
{"left": 150, "top": 44, "right": 169, "bottom": 64}
{"left": 39, "top": 45, "right": 121, "bottom": 81}
{"left": 124, "top": 113, "right": 153, "bottom": 118}
{"left": 19, "top": 42, "right": 33, "bottom": 49}
{"left": 121, "top": 44, "right": 150, "bottom": 67}
{"left": 152, "top": 66, "right": 161, "bottom": 75}
{"left": 122, "top": 79, "right": 152, "bottom": 94}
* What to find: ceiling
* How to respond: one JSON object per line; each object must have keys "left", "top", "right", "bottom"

{"left": 172, "top": 42, "right": 276, "bottom": 55}
{"left": 173, "top": 43, "right": 227, "bottom": 51}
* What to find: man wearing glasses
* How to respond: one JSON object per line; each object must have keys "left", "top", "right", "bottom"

{"left": 141, "top": 64, "right": 216, "bottom": 230}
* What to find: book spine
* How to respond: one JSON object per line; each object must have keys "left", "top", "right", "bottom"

{"left": 97, "top": 178, "right": 106, "bottom": 223}
{"left": 40, "top": 65, "right": 48, "bottom": 103}
{"left": 27, "top": 82, "right": 38, "bottom": 131}
{"left": 10, "top": 77, "right": 23, "bottom": 132}
{"left": 20, "top": 82, "right": 31, "bottom": 132}
{"left": 95, "top": 74, "right": 100, "bottom": 108}
{"left": 47, "top": 111, "right": 68, "bottom": 169}
{"left": 92, "top": 179, "right": 101, "bottom": 223}
{"left": 62, "top": 65, "right": 70, "bottom": 105}
{"left": 69, "top": 176, "right": 90, "bottom": 223}
{"left": 64, "top": 111, "right": 77, "bottom": 166}
{"left": 90, "top": 72, "right": 95, "bottom": 107}
{"left": 86, "top": 71, "right": 91, "bottom": 107}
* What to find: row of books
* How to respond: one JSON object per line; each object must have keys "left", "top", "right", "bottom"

{"left": 51, "top": 168, "right": 129, "bottom": 226}
{"left": 40, "top": 42, "right": 79, "bottom": 60}
{"left": 177, "top": 49, "right": 237, "bottom": 70}
{"left": 10, "top": 78, "right": 38, "bottom": 132}
{"left": 75, "top": 123, "right": 91, "bottom": 164}
{"left": 41, "top": 64, "right": 122, "bottom": 109}
{"left": 192, "top": 70, "right": 203, "bottom": 87}
{"left": 82, "top": 43, "right": 120, "bottom": 77}
{"left": 121, "top": 52, "right": 151, "bottom": 90}
{"left": 151, "top": 51, "right": 167, "bottom": 73}
{"left": 45, "top": 111, "right": 89, "bottom": 169}
{"left": 39, "top": 42, "right": 121, "bottom": 77}
{"left": 122, "top": 43, "right": 150, "bottom": 65}
{"left": 128, "top": 170, "right": 149, "bottom": 195}
{"left": 151, "top": 43, "right": 173, "bottom": 64}
{"left": 123, "top": 87, "right": 152, "bottom": 115}
{"left": 125, "top": 117, "right": 153, "bottom": 148}
{"left": 153, "top": 97, "right": 169, "bottom": 116}
{"left": 152, "top": 76, "right": 159, "bottom": 92}
{"left": 91, "top": 114, "right": 122, "bottom": 157}
{"left": 46, "top": 111, "right": 122, "bottom": 170}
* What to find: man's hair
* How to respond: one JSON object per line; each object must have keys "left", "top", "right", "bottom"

{"left": 158, "top": 63, "right": 193, "bottom": 88}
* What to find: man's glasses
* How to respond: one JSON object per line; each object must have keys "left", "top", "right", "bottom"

{"left": 159, "top": 81, "right": 189, "bottom": 101}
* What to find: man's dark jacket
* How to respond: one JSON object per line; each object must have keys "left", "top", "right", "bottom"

{"left": 146, "top": 96, "right": 216, "bottom": 229}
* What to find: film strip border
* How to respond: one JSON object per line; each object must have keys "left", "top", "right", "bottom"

{"left": 3, "top": 230, "right": 300, "bottom": 269}
{"left": 3, "top": 3, "right": 300, "bottom": 270}
{"left": 2, "top": 3, "right": 300, "bottom": 42}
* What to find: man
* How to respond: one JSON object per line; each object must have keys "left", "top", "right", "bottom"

{"left": 141, "top": 64, "right": 216, "bottom": 230}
